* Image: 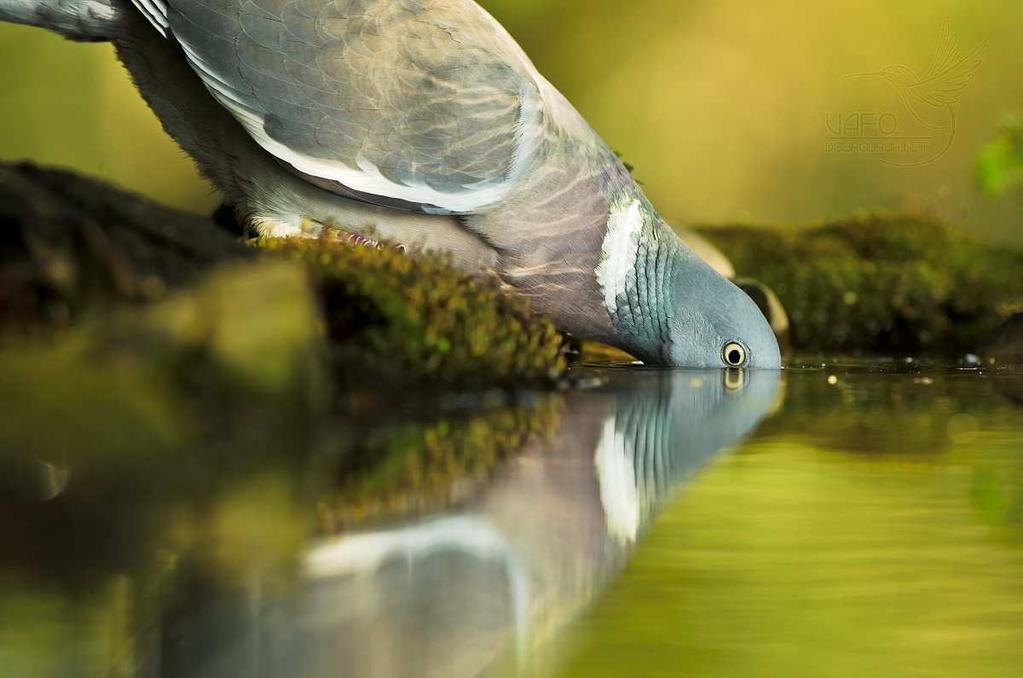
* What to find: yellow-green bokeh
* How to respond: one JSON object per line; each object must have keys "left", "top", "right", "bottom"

{"left": 0, "top": 25, "right": 216, "bottom": 211}
{"left": 2, "top": 1, "right": 1021, "bottom": 241}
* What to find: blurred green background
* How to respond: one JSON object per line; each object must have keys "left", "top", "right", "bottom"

{"left": 1, "top": 0, "right": 1020, "bottom": 242}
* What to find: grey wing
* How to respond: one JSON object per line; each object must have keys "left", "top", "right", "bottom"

{"left": 155, "top": 0, "right": 543, "bottom": 214}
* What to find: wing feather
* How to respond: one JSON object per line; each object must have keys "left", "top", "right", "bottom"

{"left": 156, "top": 0, "right": 544, "bottom": 214}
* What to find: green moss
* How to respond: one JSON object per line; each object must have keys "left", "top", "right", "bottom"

{"left": 257, "top": 237, "right": 567, "bottom": 385}
{"left": 697, "top": 215, "right": 1023, "bottom": 354}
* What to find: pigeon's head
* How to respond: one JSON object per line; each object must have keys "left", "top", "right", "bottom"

{"left": 661, "top": 257, "right": 782, "bottom": 369}
{"left": 597, "top": 195, "right": 780, "bottom": 369}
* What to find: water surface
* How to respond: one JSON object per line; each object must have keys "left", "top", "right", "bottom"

{"left": 555, "top": 362, "right": 1023, "bottom": 678}
{"left": 1, "top": 360, "right": 1021, "bottom": 677}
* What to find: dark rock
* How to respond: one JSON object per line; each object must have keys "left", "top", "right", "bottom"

{"left": 0, "top": 161, "right": 249, "bottom": 332}
{"left": 983, "top": 312, "right": 1023, "bottom": 366}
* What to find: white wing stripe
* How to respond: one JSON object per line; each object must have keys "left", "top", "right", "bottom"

{"left": 176, "top": 34, "right": 524, "bottom": 213}
{"left": 129, "top": 0, "right": 169, "bottom": 36}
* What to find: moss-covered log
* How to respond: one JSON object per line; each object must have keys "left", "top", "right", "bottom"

{"left": 0, "top": 162, "right": 567, "bottom": 384}
{"left": 0, "top": 162, "right": 251, "bottom": 333}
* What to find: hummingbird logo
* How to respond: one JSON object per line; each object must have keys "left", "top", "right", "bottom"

{"left": 839, "top": 23, "right": 984, "bottom": 167}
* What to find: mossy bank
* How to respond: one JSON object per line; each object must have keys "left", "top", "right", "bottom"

{"left": 258, "top": 237, "right": 566, "bottom": 387}
{"left": 698, "top": 215, "right": 1023, "bottom": 356}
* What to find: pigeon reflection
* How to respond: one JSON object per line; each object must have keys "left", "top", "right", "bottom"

{"left": 169, "top": 369, "right": 780, "bottom": 678}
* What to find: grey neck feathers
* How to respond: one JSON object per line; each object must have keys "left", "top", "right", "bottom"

{"left": 610, "top": 223, "right": 688, "bottom": 363}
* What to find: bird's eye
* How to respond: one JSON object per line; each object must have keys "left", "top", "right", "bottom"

{"left": 722, "top": 341, "right": 748, "bottom": 367}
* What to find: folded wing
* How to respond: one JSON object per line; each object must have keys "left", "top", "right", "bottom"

{"left": 154, "top": 0, "right": 544, "bottom": 213}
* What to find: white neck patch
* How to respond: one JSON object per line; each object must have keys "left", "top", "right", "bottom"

{"left": 595, "top": 199, "right": 643, "bottom": 316}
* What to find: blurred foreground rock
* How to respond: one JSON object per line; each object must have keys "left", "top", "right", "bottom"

{"left": 0, "top": 259, "right": 327, "bottom": 469}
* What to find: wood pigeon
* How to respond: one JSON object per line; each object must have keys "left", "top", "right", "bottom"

{"left": 0, "top": 0, "right": 781, "bottom": 368}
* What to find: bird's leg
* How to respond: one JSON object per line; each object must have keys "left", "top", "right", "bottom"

{"left": 315, "top": 220, "right": 409, "bottom": 253}
{"left": 248, "top": 214, "right": 407, "bottom": 254}
{"left": 0, "top": 0, "right": 121, "bottom": 41}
